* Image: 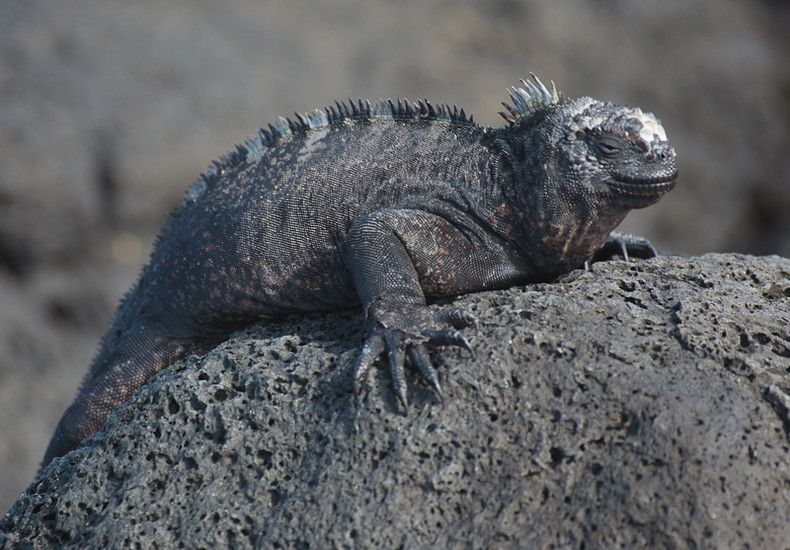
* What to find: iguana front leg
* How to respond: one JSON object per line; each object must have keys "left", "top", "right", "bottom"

{"left": 345, "top": 208, "right": 481, "bottom": 409}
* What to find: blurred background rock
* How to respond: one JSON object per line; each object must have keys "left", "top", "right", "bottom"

{"left": 1, "top": 0, "right": 788, "bottom": 512}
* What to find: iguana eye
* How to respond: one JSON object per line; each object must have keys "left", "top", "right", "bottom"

{"left": 596, "top": 136, "right": 625, "bottom": 158}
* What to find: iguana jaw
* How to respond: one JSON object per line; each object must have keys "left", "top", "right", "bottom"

{"left": 606, "top": 170, "right": 678, "bottom": 202}
{"left": 606, "top": 171, "right": 678, "bottom": 196}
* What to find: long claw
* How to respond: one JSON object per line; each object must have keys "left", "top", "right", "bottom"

{"left": 408, "top": 346, "right": 443, "bottom": 402}
{"left": 387, "top": 337, "right": 409, "bottom": 411}
{"left": 640, "top": 240, "right": 658, "bottom": 258}
{"left": 425, "top": 328, "right": 474, "bottom": 358}
{"left": 354, "top": 332, "right": 385, "bottom": 394}
{"left": 438, "top": 307, "right": 478, "bottom": 330}
{"left": 614, "top": 237, "right": 629, "bottom": 262}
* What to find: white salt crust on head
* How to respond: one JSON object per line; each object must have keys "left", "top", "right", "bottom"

{"left": 566, "top": 97, "right": 668, "bottom": 148}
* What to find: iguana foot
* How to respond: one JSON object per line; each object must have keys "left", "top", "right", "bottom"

{"left": 593, "top": 230, "right": 659, "bottom": 263}
{"left": 353, "top": 305, "right": 474, "bottom": 410}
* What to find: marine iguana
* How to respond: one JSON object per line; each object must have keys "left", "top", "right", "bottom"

{"left": 42, "top": 75, "right": 677, "bottom": 467}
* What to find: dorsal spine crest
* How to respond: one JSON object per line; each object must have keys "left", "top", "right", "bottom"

{"left": 194, "top": 74, "right": 561, "bottom": 193}
{"left": 195, "top": 96, "right": 476, "bottom": 191}
{"left": 499, "top": 73, "right": 564, "bottom": 125}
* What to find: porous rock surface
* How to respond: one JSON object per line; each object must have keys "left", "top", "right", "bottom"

{"left": 2, "top": 253, "right": 790, "bottom": 548}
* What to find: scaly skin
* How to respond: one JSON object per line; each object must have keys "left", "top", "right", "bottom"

{"left": 43, "top": 75, "right": 677, "bottom": 467}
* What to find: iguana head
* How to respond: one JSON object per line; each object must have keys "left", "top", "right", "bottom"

{"left": 500, "top": 74, "right": 678, "bottom": 211}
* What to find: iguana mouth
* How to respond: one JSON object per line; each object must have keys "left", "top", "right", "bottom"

{"left": 608, "top": 171, "right": 678, "bottom": 196}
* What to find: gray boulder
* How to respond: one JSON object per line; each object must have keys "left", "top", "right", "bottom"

{"left": 2, "top": 253, "right": 789, "bottom": 548}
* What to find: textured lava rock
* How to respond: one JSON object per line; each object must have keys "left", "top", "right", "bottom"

{"left": 2, "top": 253, "right": 789, "bottom": 548}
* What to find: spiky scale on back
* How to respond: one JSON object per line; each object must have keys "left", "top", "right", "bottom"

{"left": 195, "top": 96, "right": 474, "bottom": 196}
{"left": 42, "top": 74, "right": 677, "bottom": 468}
{"left": 500, "top": 73, "right": 563, "bottom": 123}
